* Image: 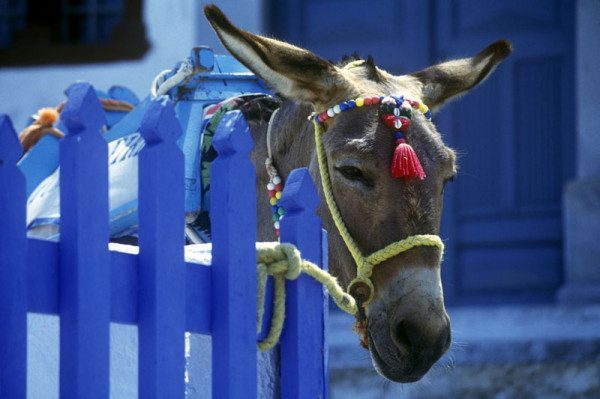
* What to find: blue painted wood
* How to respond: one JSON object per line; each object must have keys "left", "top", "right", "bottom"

{"left": 58, "top": 82, "right": 110, "bottom": 398}
{"left": 434, "top": 0, "right": 575, "bottom": 304}
{"left": 0, "top": 115, "right": 27, "bottom": 398}
{"left": 321, "top": 228, "right": 330, "bottom": 399}
{"left": 268, "top": 0, "right": 430, "bottom": 74}
{"left": 138, "top": 96, "right": 186, "bottom": 398}
{"left": 210, "top": 110, "right": 257, "bottom": 399}
{"left": 279, "top": 168, "right": 326, "bottom": 399}
{"left": 26, "top": 237, "right": 212, "bottom": 333}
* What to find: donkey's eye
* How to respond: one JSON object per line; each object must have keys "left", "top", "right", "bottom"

{"left": 336, "top": 166, "right": 373, "bottom": 187}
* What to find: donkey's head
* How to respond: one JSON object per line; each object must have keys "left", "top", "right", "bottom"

{"left": 205, "top": 5, "right": 510, "bottom": 382}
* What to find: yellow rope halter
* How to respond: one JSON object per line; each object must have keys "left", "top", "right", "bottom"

{"left": 312, "top": 119, "right": 444, "bottom": 306}
{"left": 255, "top": 114, "right": 444, "bottom": 351}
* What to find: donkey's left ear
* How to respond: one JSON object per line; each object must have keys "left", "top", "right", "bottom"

{"left": 411, "top": 40, "right": 512, "bottom": 111}
{"left": 204, "top": 5, "right": 345, "bottom": 105}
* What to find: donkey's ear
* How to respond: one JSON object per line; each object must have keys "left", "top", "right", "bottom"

{"left": 411, "top": 40, "right": 512, "bottom": 111}
{"left": 204, "top": 5, "right": 344, "bottom": 104}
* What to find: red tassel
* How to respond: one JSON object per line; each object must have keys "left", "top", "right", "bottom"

{"left": 391, "top": 138, "right": 426, "bottom": 180}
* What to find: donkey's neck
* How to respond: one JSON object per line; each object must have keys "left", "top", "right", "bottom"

{"left": 247, "top": 99, "right": 316, "bottom": 241}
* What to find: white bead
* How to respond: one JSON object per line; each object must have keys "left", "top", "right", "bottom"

{"left": 393, "top": 108, "right": 401, "bottom": 117}
{"left": 267, "top": 182, "right": 275, "bottom": 190}
{"left": 272, "top": 176, "right": 281, "bottom": 185}
{"left": 333, "top": 105, "right": 341, "bottom": 114}
{"left": 274, "top": 221, "right": 280, "bottom": 229}
{"left": 394, "top": 119, "right": 402, "bottom": 129}
{"left": 327, "top": 108, "right": 335, "bottom": 117}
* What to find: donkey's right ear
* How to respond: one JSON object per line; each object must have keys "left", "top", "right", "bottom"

{"left": 204, "top": 4, "right": 345, "bottom": 105}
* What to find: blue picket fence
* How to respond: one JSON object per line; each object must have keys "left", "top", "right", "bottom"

{"left": 0, "top": 82, "right": 328, "bottom": 398}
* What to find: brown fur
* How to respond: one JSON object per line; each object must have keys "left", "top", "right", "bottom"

{"left": 205, "top": 4, "right": 510, "bottom": 383}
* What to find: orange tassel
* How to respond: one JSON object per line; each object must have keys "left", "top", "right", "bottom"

{"left": 391, "top": 138, "right": 425, "bottom": 180}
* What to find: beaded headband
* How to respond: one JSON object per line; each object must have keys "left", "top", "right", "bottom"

{"left": 309, "top": 95, "right": 432, "bottom": 180}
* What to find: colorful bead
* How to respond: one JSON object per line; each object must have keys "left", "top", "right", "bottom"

{"left": 310, "top": 94, "right": 431, "bottom": 129}
{"left": 383, "top": 114, "right": 397, "bottom": 129}
{"left": 277, "top": 207, "right": 285, "bottom": 216}
{"left": 399, "top": 116, "right": 411, "bottom": 131}
{"left": 381, "top": 103, "right": 394, "bottom": 113}
{"left": 274, "top": 221, "right": 280, "bottom": 229}
{"left": 270, "top": 197, "right": 277, "bottom": 205}
{"left": 272, "top": 176, "right": 281, "bottom": 185}
{"left": 275, "top": 191, "right": 282, "bottom": 199}
{"left": 267, "top": 182, "right": 274, "bottom": 190}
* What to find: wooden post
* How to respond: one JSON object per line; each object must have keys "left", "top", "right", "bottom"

{"left": 279, "top": 168, "right": 327, "bottom": 399}
{"left": 0, "top": 115, "right": 27, "bottom": 398}
{"left": 138, "top": 96, "right": 186, "bottom": 398}
{"left": 58, "top": 82, "right": 110, "bottom": 398}
{"left": 210, "top": 110, "right": 257, "bottom": 399}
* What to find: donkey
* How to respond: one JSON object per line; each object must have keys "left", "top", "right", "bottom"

{"left": 204, "top": 5, "right": 511, "bottom": 383}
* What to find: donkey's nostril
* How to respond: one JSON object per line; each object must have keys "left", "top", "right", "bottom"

{"left": 393, "top": 320, "right": 418, "bottom": 352}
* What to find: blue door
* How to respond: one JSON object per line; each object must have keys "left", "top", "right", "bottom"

{"left": 267, "top": 0, "right": 575, "bottom": 305}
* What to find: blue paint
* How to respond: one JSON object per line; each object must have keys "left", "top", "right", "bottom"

{"left": 138, "top": 96, "right": 186, "bottom": 398}
{"left": 279, "top": 168, "right": 327, "bottom": 399}
{"left": 1, "top": 48, "right": 329, "bottom": 398}
{"left": 210, "top": 110, "right": 258, "bottom": 398}
{"left": 0, "top": 115, "right": 27, "bottom": 398}
{"left": 58, "top": 82, "right": 111, "bottom": 398}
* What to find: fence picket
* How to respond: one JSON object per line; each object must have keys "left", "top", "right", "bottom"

{"left": 279, "top": 168, "right": 327, "bottom": 399}
{"left": 58, "top": 82, "right": 110, "bottom": 398}
{"left": 210, "top": 110, "right": 257, "bottom": 399}
{"left": 138, "top": 96, "right": 186, "bottom": 398}
{"left": 0, "top": 115, "right": 27, "bottom": 399}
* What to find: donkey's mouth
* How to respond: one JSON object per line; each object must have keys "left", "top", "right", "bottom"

{"left": 368, "top": 332, "right": 429, "bottom": 383}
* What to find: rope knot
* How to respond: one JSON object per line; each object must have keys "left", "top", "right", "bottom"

{"left": 279, "top": 243, "right": 302, "bottom": 280}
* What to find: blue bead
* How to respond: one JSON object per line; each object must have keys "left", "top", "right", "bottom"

{"left": 394, "top": 132, "right": 405, "bottom": 140}
{"left": 347, "top": 100, "right": 356, "bottom": 108}
{"left": 315, "top": 114, "right": 321, "bottom": 123}
{"left": 272, "top": 205, "right": 278, "bottom": 213}
{"left": 425, "top": 110, "right": 432, "bottom": 120}
{"left": 340, "top": 102, "right": 349, "bottom": 111}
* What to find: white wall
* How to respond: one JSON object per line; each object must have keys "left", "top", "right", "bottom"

{"left": 0, "top": 0, "right": 264, "bottom": 130}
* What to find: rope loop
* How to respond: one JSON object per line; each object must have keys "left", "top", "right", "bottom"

{"left": 255, "top": 242, "right": 357, "bottom": 351}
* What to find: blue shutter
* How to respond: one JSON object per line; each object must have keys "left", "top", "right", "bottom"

{"left": 61, "top": 0, "right": 126, "bottom": 43}
{"left": 0, "top": 0, "right": 27, "bottom": 47}
{"left": 268, "top": 0, "right": 575, "bottom": 305}
{"left": 435, "top": 0, "right": 575, "bottom": 304}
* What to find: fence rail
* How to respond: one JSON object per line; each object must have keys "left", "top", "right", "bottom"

{"left": 0, "top": 82, "right": 328, "bottom": 398}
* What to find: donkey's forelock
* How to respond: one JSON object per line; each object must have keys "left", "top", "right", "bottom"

{"left": 338, "top": 54, "right": 384, "bottom": 83}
